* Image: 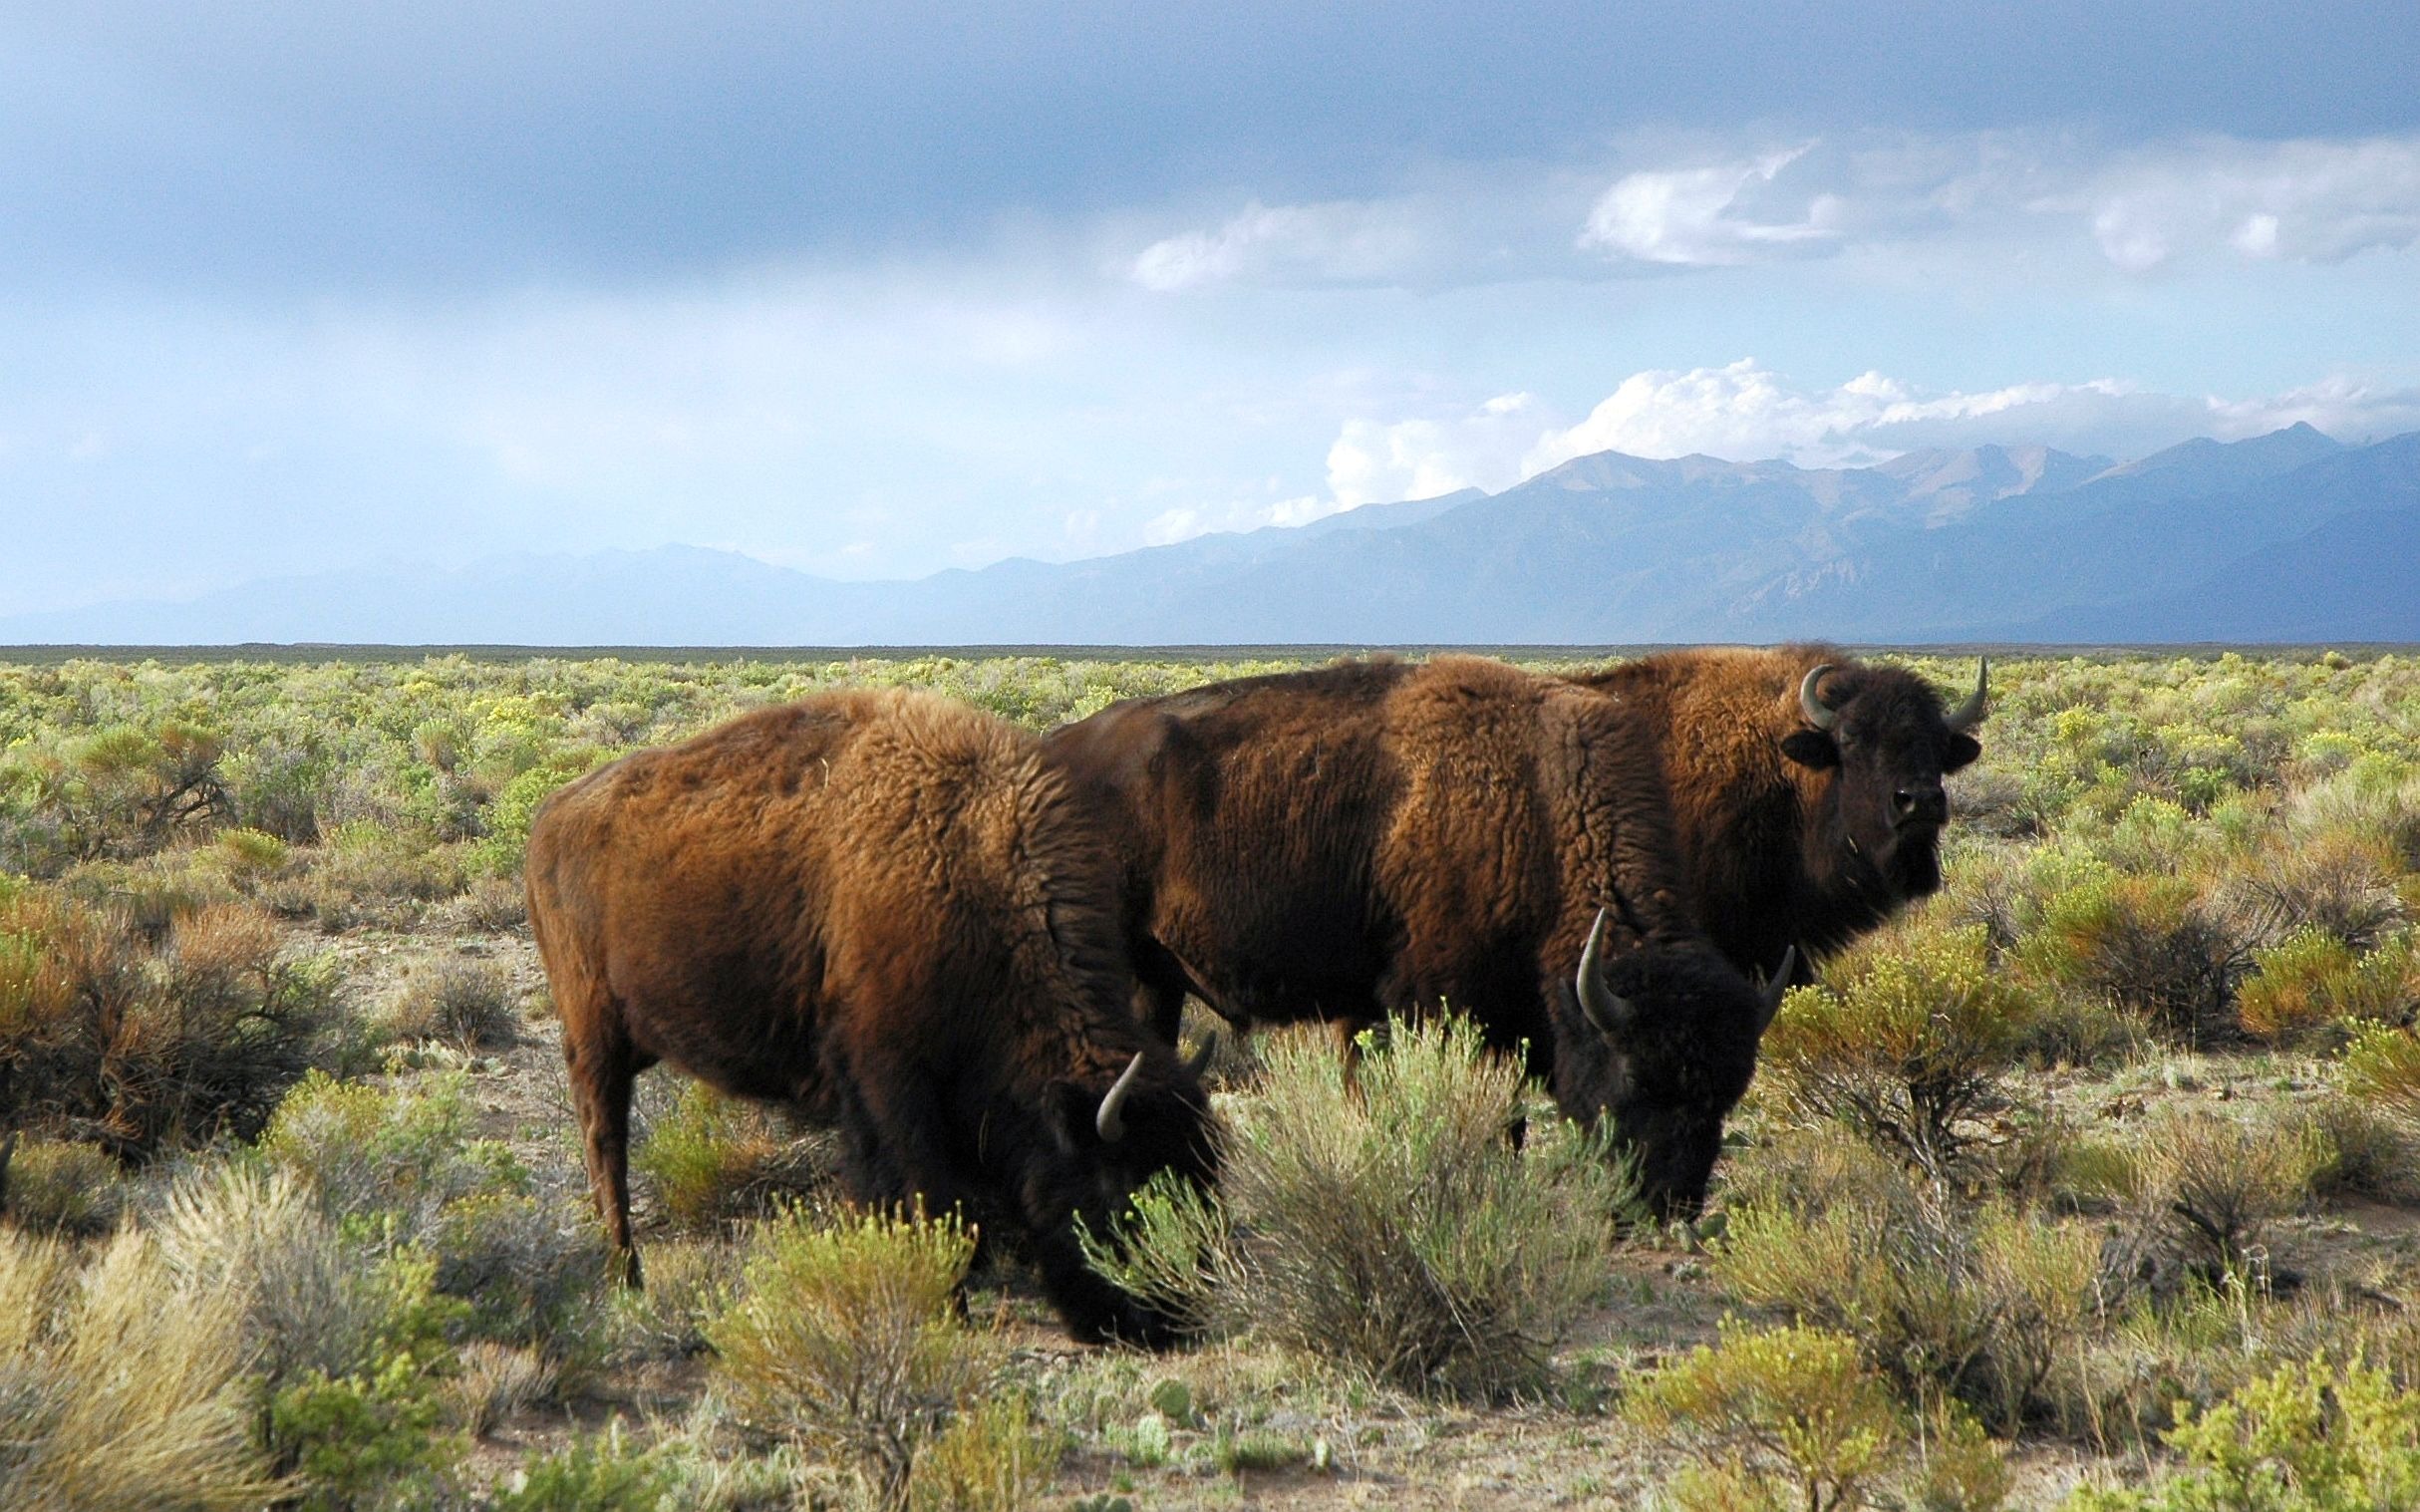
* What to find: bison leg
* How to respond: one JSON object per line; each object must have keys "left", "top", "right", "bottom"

{"left": 564, "top": 1022, "right": 643, "bottom": 1288}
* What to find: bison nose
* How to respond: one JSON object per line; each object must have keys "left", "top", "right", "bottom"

{"left": 1894, "top": 784, "right": 1947, "bottom": 825}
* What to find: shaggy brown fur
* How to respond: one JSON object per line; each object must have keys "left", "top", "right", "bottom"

{"left": 1045, "top": 655, "right": 1773, "bottom": 1214}
{"left": 525, "top": 687, "right": 1216, "bottom": 1345}
{"left": 1568, "top": 645, "right": 1984, "bottom": 981}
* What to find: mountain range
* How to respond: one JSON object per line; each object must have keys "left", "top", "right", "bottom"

{"left": 9, "top": 422, "right": 2417, "bottom": 646}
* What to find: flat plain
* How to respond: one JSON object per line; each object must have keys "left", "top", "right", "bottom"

{"left": 8, "top": 648, "right": 2420, "bottom": 1511}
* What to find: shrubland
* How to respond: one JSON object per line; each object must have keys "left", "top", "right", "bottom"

{"left": 4, "top": 647, "right": 2420, "bottom": 1506}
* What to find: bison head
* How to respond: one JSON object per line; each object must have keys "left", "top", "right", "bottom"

{"left": 1781, "top": 660, "right": 1985, "bottom": 905}
{"left": 1032, "top": 1037, "right": 1220, "bottom": 1346}
{"left": 1562, "top": 908, "right": 1787, "bottom": 1219}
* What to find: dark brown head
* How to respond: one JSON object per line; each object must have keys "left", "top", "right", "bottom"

{"left": 1557, "top": 908, "right": 1788, "bottom": 1219}
{"left": 1780, "top": 659, "right": 1986, "bottom": 903}
{"left": 1030, "top": 1036, "right": 1220, "bottom": 1346}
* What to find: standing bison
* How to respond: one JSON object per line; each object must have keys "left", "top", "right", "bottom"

{"left": 525, "top": 687, "right": 1217, "bottom": 1346}
{"left": 1566, "top": 646, "right": 1987, "bottom": 983}
{"left": 1043, "top": 655, "right": 1785, "bottom": 1216}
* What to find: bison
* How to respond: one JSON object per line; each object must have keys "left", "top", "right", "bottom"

{"left": 1566, "top": 646, "right": 1986, "bottom": 983}
{"left": 1043, "top": 655, "right": 1785, "bottom": 1215}
{"left": 525, "top": 687, "right": 1217, "bottom": 1346}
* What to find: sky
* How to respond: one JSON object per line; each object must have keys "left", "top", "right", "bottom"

{"left": 5, "top": 1, "right": 2420, "bottom": 612}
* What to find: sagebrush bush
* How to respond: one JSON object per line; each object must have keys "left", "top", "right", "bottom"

{"left": 2236, "top": 928, "right": 2417, "bottom": 1044}
{"left": 1089, "top": 1016, "right": 1631, "bottom": 1401}
{"left": 255, "top": 1071, "right": 606, "bottom": 1353}
{"left": 1760, "top": 921, "right": 2039, "bottom": 1184}
{"left": 1713, "top": 1125, "right": 2101, "bottom": 1432}
{"left": 0, "top": 1136, "right": 125, "bottom": 1235}
{"left": 707, "top": 1204, "right": 993, "bottom": 1510}
{"left": 634, "top": 1079, "right": 837, "bottom": 1231}
{"left": 2340, "top": 1021, "right": 2420, "bottom": 1127}
{"left": 2019, "top": 874, "right": 2250, "bottom": 1044}
{"left": 0, "top": 1226, "right": 284, "bottom": 1511}
{"left": 0, "top": 884, "right": 338, "bottom": 1159}
{"left": 384, "top": 954, "right": 519, "bottom": 1049}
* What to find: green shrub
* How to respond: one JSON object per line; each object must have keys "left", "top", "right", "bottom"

{"left": 906, "top": 1393, "right": 1063, "bottom": 1512}
{"left": 490, "top": 1429, "right": 678, "bottom": 1512}
{"left": 2020, "top": 874, "right": 2250, "bottom": 1045}
{"left": 1760, "top": 922, "right": 2039, "bottom": 1183}
{"left": 707, "top": 1204, "right": 993, "bottom": 1510}
{"left": 633, "top": 1080, "right": 836, "bottom": 1232}
{"left": 1087, "top": 1016, "right": 1632, "bottom": 1401}
{"left": 1624, "top": 1320, "right": 1907, "bottom": 1512}
{"left": 2065, "top": 1354, "right": 2420, "bottom": 1510}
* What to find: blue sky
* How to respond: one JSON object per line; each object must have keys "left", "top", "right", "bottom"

{"left": 5, "top": 1, "right": 2420, "bottom": 612}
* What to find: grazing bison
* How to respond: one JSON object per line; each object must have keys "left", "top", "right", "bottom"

{"left": 1043, "top": 655, "right": 1785, "bottom": 1215}
{"left": 525, "top": 687, "right": 1217, "bottom": 1346}
{"left": 1566, "top": 646, "right": 1987, "bottom": 982}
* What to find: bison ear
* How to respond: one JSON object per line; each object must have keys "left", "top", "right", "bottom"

{"left": 1778, "top": 730, "right": 1839, "bottom": 770}
{"left": 1943, "top": 733, "right": 1981, "bottom": 772}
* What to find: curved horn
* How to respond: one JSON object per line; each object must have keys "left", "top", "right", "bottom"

{"left": 1798, "top": 665, "right": 1840, "bottom": 731}
{"left": 1945, "top": 658, "right": 1988, "bottom": 733}
{"left": 1183, "top": 1034, "right": 1218, "bottom": 1080}
{"left": 1095, "top": 1052, "right": 1146, "bottom": 1143}
{"left": 1754, "top": 946, "right": 1797, "bottom": 1035}
{"left": 1576, "top": 907, "right": 1636, "bottom": 1037}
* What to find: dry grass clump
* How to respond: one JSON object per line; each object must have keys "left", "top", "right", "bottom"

{"left": 1088, "top": 1016, "right": 1631, "bottom": 1401}
{"left": 0, "top": 884, "right": 338, "bottom": 1159}
{"left": 452, "top": 1342, "right": 561, "bottom": 1438}
{"left": 0, "top": 1226, "right": 284, "bottom": 1511}
{"left": 1760, "top": 921, "right": 2040, "bottom": 1185}
{"left": 633, "top": 1079, "right": 838, "bottom": 1231}
{"left": 2105, "top": 1107, "right": 2331, "bottom": 1283}
{"left": 2235, "top": 929, "right": 2417, "bottom": 1045}
{"left": 2216, "top": 831, "right": 2407, "bottom": 954}
{"left": 383, "top": 954, "right": 520, "bottom": 1049}
{"left": 707, "top": 1204, "right": 996, "bottom": 1511}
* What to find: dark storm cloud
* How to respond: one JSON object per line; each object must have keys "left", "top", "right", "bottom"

{"left": 7, "top": 0, "right": 2417, "bottom": 292}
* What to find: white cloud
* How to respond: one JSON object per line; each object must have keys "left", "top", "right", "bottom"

{"left": 1326, "top": 393, "right": 1550, "bottom": 507}
{"left": 1128, "top": 198, "right": 1427, "bottom": 291}
{"left": 1579, "top": 145, "right": 1844, "bottom": 265}
{"left": 1304, "top": 362, "right": 2420, "bottom": 503}
{"left": 2080, "top": 136, "right": 2420, "bottom": 271}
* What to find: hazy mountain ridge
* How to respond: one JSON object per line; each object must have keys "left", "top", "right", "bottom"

{"left": 9, "top": 425, "right": 2415, "bottom": 646}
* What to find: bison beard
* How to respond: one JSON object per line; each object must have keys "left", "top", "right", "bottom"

{"left": 1569, "top": 645, "right": 1985, "bottom": 983}
{"left": 524, "top": 688, "right": 1217, "bottom": 1346}
{"left": 1044, "top": 655, "right": 1780, "bottom": 1218}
